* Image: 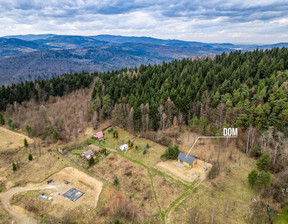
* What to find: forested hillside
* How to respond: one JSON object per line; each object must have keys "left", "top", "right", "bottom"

{"left": 91, "top": 48, "right": 288, "bottom": 133}
{"left": 0, "top": 71, "right": 95, "bottom": 111}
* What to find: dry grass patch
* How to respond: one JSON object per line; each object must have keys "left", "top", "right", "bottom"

{"left": 152, "top": 173, "right": 185, "bottom": 211}
{"left": 90, "top": 154, "right": 158, "bottom": 216}
{"left": 170, "top": 158, "right": 257, "bottom": 224}
{"left": 0, "top": 127, "right": 33, "bottom": 151}
{"left": 0, "top": 203, "right": 11, "bottom": 224}
{"left": 6, "top": 152, "right": 70, "bottom": 186}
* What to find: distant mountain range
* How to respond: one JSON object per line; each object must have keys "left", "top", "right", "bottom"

{"left": 1, "top": 34, "right": 288, "bottom": 85}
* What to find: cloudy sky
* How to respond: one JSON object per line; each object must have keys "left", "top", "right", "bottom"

{"left": 0, "top": 0, "right": 288, "bottom": 44}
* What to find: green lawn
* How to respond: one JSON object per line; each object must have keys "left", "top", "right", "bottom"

{"left": 89, "top": 128, "right": 167, "bottom": 167}
{"left": 274, "top": 205, "right": 288, "bottom": 224}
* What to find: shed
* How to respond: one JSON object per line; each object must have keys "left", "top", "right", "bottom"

{"left": 177, "top": 152, "right": 197, "bottom": 168}
{"left": 81, "top": 149, "right": 94, "bottom": 160}
{"left": 119, "top": 144, "right": 129, "bottom": 151}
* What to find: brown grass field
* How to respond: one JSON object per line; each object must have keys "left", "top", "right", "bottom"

{"left": 0, "top": 127, "right": 33, "bottom": 151}
{"left": 90, "top": 154, "right": 159, "bottom": 218}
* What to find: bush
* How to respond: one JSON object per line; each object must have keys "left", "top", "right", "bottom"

{"left": 252, "top": 146, "right": 259, "bottom": 157}
{"left": 225, "top": 166, "right": 231, "bottom": 173}
{"left": 8, "top": 119, "right": 15, "bottom": 130}
{"left": 101, "top": 147, "right": 107, "bottom": 155}
{"left": 209, "top": 124, "right": 217, "bottom": 135}
{"left": 25, "top": 125, "right": 33, "bottom": 137}
{"left": 28, "top": 154, "right": 33, "bottom": 161}
{"left": 113, "top": 131, "right": 119, "bottom": 138}
{"left": 160, "top": 145, "right": 179, "bottom": 159}
{"left": 24, "top": 138, "right": 28, "bottom": 147}
{"left": 256, "top": 171, "right": 271, "bottom": 187}
{"left": 52, "top": 129, "right": 59, "bottom": 139}
{"left": 108, "top": 128, "right": 114, "bottom": 133}
{"left": 114, "top": 219, "right": 122, "bottom": 224}
{"left": 12, "top": 162, "right": 17, "bottom": 171}
{"left": 208, "top": 163, "right": 220, "bottom": 179}
{"left": 256, "top": 153, "right": 270, "bottom": 171}
{"left": 248, "top": 169, "right": 258, "bottom": 185}
{"left": 88, "top": 157, "right": 95, "bottom": 167}
{"left": 248, "top": 169, "right": 272, "bottom": 187}
{"left": 113, "top": 177, "right": 119, "bottom": 186}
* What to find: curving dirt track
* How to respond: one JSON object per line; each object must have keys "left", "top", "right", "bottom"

{"left": 0, "top": 185, "right": 62, "bottom": 224}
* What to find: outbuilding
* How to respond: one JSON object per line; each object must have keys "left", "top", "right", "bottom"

{"left": 177, "top": 152, "right": 197, "bottom": 168}
{"left": 119, "top": 144, "right": 129, "bottom": 151}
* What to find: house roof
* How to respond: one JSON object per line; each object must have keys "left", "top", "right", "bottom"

{"left": 81, "top": 149, "right": 94, "bottom": 158}
{"left": 95, "top": 131, "right": 104, "bottom": 138}
{"left": 177, "top": 152, "right": 195, "bottom": 165}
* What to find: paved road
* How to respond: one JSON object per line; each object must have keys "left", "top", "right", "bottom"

{"left": 0, "top": 185, "right": 62, "bottom": 224}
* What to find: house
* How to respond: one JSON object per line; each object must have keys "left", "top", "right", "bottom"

{"left": 93, "top": 131, "right": 104, "bottom": 141}
{"left": 88, "top": 144, "right": 100, "bottom": 153}
{"left": 81, "top": 149, "right": 94, "bottom": 160}
{"left": 177, "top": 152, "right": 197, "bottom": 167}
{"left": 119, "top": 144, "right": 129, "bottom": 151}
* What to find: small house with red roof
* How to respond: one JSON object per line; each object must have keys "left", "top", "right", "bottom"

{"left": 93, "top": 131, "right": 104, "bottom": 141}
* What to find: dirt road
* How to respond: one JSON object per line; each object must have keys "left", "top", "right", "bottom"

{"left": 0, "top": 185, "right": 62, "bottom": 224}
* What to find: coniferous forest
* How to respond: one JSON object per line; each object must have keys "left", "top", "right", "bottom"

{"left": 91, "top": 48, "right": 288, "bottom": 133}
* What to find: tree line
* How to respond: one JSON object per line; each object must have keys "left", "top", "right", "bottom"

{"left": 0, "top": 71, "right": 95, "bottom": 111}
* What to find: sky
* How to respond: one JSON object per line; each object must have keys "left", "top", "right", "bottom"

{"left": 0, "top": 0, "right": 288, "bottom": 44}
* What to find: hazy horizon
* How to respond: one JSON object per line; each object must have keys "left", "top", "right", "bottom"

{"left": 1, "top": 0, "right": 288, "bottom": 45}
{"left": 2, "top": 33, "right": 288, "bottom": 46}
